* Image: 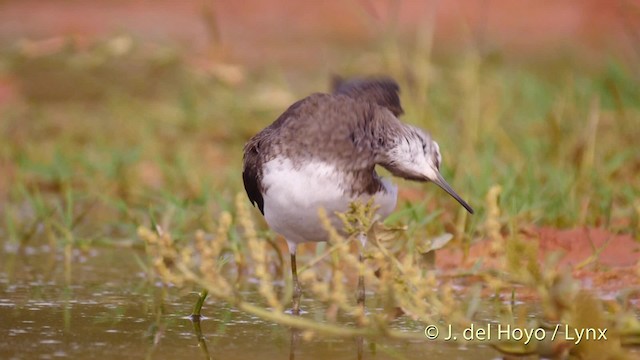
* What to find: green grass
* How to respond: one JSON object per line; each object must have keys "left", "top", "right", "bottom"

{"left": 0, "top": 34, "right": 638, "bottom": 252}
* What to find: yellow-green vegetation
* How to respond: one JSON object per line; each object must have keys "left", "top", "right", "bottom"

{"left": 1, "top": 35, "right": 639, "bottom": 358}
{"left": 139, "top": 194, "right": 639, "bottom": 358}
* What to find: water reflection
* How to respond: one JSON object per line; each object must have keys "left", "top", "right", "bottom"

{"left": 0, "top": 246, "right": 504, "bottom": 359}
{"left": 289, "top": 327, "right": 300, "bottom": 360}
{"left": 191, "top": 318, "right": 213, "bottom": 360}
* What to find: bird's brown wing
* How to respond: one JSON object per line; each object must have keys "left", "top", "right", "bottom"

{"left": 241, "top": 97, "right": 311, "bottom": 214}
{"left": 242, "top": 149, "right": 264, "bottom": 214}
{"left": 241, "top": 90, "right": 404, "bottom": 211}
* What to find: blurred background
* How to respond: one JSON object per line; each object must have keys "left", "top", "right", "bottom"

{"left": 1, "top": 0, "right": 639, "bottom": 68}
{"left": 1, "top": 0, "right": 639, "bottom": 231}
{"left": 1, "top": 0, "right": 639, "bottom": 101}
{"left": 1, "top": 1, "right": 640, "bottom": 359}
{"left": 1, "top": 0, "right": 639, "bottom": 263}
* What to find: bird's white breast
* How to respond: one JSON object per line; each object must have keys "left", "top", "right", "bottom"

{"left": 261, "top": 157, "right": 398, "bottom": 253}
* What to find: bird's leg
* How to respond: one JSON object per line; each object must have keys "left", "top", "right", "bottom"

{"left": 356, "top": 231, "right": 367, "bottom": 310}
{"left": 356, "top": 253, "right": 365, "bottom": 308}
{"left": 291, "top": 253, "right": 302, "bottom": 315}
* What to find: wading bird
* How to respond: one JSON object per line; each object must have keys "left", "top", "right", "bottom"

{"left": 242, "top": 77, "right": 473, "bottom": 314}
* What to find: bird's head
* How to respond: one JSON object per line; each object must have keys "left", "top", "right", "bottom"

{"left": 380, "top": 125, "right": 474, "bottom": 214}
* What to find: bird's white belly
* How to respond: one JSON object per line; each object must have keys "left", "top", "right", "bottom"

{"left": 262, "top": 158, "right": 398, "bottom": 253}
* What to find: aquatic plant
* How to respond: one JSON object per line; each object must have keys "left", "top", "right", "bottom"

{"left": 139, "top": 191, "right": 640, "bottom": 359}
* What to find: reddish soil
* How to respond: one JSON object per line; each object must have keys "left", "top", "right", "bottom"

{"left": 1, "top": 1, "right": 638, "bottom": 104}
{"left": 437, "top": 227, "right": 640, "bottom": 294}
{"left": 0, "top": 0, "right": 637, "bottom": 68}
{"left": 536, "top": 227, "right": 639, "bottom": 268}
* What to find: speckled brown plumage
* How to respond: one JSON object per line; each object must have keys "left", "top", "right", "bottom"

{"left": 242, "top": 78, "right": 426, "bottom": 214}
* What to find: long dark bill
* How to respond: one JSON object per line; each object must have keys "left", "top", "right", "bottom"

{"left": 432, "top": 172, "right": 474, "bottom": 214}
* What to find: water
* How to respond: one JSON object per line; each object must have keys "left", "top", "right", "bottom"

{"left": 0, "top": 244, "right": 501, "bottom": 359}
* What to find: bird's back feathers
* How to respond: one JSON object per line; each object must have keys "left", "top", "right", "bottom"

{"left": 242, "top": 78, "right": 407, "bottom": 212}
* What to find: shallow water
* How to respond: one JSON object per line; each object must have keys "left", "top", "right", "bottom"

{"left": 0, "top": 244, "right": 503, "bottom": 360}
